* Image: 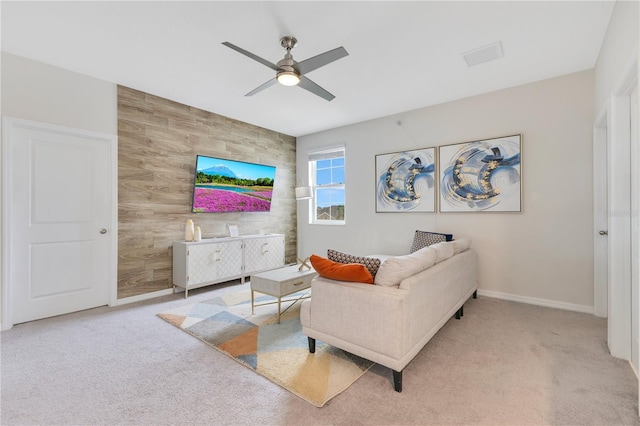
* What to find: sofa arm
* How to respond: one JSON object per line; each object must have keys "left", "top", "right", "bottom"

{"left": 304, "top": 277, "right": 410, "bottom": 360}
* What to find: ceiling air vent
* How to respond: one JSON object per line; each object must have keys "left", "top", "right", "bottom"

{"left": 461, "top": 41, "right": 504, "bottom": 67}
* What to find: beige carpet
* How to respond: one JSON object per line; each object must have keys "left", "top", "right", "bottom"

{"left": 157, "top": 290, "right": 373, "bottom": 407}
{"left": 2, "top": 281, "right": 638, "bottom": 425}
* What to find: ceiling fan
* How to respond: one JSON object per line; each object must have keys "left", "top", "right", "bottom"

{"left": 222, "top": 36, "right": 349, "bottom": 101}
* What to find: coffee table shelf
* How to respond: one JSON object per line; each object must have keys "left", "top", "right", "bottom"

{"left": 250, "top": 264, "right": 317, "bottom": 323}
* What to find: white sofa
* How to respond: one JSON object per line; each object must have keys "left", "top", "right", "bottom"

{"left": 300, "top": 240, "right": 477, "bottom": 392}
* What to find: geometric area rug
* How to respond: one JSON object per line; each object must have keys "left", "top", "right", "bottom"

{"left": 157, "top": 290, "right": 373, "bottom": 407}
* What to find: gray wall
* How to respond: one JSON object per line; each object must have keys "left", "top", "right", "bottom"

{"left": 1, "top": 53, "right": 118, "bottom": 134}
{"left": 297, "top": 70, "right": 595, "bottom": 311}
{"left": 594, "top": 0, "right": 639, "bottom": 115}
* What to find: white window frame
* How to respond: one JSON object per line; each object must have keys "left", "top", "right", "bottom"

{"left": 308, "top": 146, "right": 345, "bottom": 225}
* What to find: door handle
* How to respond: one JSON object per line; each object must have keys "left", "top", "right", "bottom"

{"left": 599, "top": 230, "right": 608, "bottom": 236}
{"left": 100, "top": 228, "right": 108, "bottom": 234}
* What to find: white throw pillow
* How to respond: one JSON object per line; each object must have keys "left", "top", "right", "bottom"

{"left": 430, "top": 241, "right": 455, "bottom": 263}
{"left": 374, "top": 246, "right": 437, "bottom": 287}
{"left": 452, "top": 238, "right": 471, "bottom": 254}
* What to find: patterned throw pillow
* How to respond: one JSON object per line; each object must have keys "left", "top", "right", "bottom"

{"left": 409, "top": 230, "right": 453, "bottom": 253}
{"left": 327, "top": 249, "right": 381, "bottom": 278}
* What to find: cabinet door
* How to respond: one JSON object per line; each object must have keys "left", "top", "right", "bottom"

{"left": 244, "top": 236, "right": 285, "bottom": 274}
{"left": 216, "top": 240, "right": 243, "bottom": 279}
{"left": 187, "top": 244, "right": 220, "bottom": 285}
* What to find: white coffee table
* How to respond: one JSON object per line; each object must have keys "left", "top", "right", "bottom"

{"left": 250, "top": 264, "right": 317, "bottom": 323}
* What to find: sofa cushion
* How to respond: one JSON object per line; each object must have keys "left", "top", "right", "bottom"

{"left": 310, "top": 254, "right": 374, "bottom": 284}
{"left": 452, "top": 238, "right": 471, "bottom": 254}
{"left": 327, "top": 249, "right": 381, "bottom": 278}
{"left": 430, "top": 241, "right": 455, "bottom": 263}
{"left": 374, "top": 246, "right": 437, "bottom": 287}
{"left": 410, "top": 230, "right": 453, "bottom": 253}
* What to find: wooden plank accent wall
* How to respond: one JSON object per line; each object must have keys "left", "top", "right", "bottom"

{"left": 117, "top": 85, "right": 297, "bottom": 299}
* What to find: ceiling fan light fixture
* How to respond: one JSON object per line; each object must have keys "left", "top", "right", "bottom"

{"left": 277, "top": 70, "right": 300, "bottom": 86}
{"left": 222, "top": 35, "right": 348, "bottom": 100}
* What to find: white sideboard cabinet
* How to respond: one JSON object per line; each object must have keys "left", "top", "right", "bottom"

{"left": 172, "top": 234, "right": 285, "bottom": 297}
{"left": 244, "top": 234, "right": 286, "bottom": 273}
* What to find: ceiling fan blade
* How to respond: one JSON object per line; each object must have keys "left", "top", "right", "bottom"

{"left": 245, "top": 78, "right": 278, "bottom": 96}
{"left": 222, "top": 42, "right": 279, "bottom": 71}
{"left": 298, "top": 76, "right": 335, "bottom": 101}
{"left": 295, "top": 46, "right": 349, "bottom": 75}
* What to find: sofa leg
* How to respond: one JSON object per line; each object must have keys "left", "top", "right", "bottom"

{"left": 473, "top": 290, "right": 477, "bottom": 299}
{"left": 455, "top": 308, "right": 461, "bottom": 320}
{"left": 308, "top": 337, "right": 316, "bottom": 354}
{"left": 461, "top": 305, "right": 464, "bottom": 317}
{"left": 393, "top": 370, "right": 402, "bottom": 392}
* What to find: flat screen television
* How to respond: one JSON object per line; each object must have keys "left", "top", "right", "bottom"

{"left": 191, "top": 155, "right": 276, "bottom": 213}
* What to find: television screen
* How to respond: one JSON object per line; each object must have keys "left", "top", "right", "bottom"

{"left": 191, "top": 155, "right": 276, "bottom": 213}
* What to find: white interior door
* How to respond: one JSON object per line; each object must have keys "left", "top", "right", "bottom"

{"left": 3, "top": 117, "right": 116, "bottom": 327}
{"left": 631, "top": 85, "right": 639, "bottom": 374}
{"left": 594, "top": 124, "right": 608, "bottom": 318}
{"left": 607, "top": 92, "right": 633, "bottom": 360}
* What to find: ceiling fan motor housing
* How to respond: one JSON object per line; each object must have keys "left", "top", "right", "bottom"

{"left": 277, "top": 57, "right": 298, "bottom": 72}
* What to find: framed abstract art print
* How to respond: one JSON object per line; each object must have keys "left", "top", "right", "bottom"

{"left": 438, "top": 135, "right": 522, "bottom": 213}
{"left": 375, "top": 148, "right": 436, "bottom": 213}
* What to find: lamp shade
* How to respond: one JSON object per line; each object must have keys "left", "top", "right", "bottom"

{"left": 295, "top": 186, "right": 313, "bottom": 200}
{"left": 277, "top": 71, "right": 300, "bottom": 86}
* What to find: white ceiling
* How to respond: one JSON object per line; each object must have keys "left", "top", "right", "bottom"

{"left": 2, "top": 1, "right": 614, "bottom": 137}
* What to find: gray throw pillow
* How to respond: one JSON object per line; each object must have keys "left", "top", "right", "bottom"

{"left": 327, "top": 249, "right": 381, "bottom": 278}
{"left": 409, "top": 230, "right": 453, "bottom": 253}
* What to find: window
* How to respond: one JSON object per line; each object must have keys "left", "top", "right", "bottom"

{"left": 308, "top": 147, "right": 345, "bottom": 224}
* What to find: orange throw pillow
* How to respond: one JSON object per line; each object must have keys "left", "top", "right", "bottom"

{"left": 310, "top": 254, "right": 374, "bottom": 284}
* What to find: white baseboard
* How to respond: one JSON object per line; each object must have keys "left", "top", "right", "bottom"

{"left": 113, "top": 288, "right": 175, "bottom": 306}
{"left": 477, "top": 289, "right": 594, "bottom": 315}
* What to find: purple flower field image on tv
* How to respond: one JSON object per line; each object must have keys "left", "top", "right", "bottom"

{"left": 192, "top": 156, "right": 276, "bottom": 213}
{"left": 193, "top": 187, "right": 272, "bottom": 212}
